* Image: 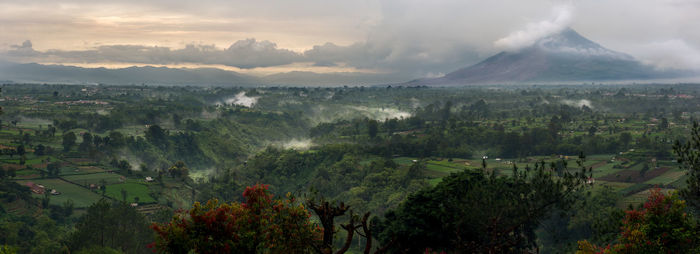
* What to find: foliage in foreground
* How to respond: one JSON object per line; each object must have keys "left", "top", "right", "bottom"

{"left": 675, "top": 121, "right": 700, "bottom": 213}
{"left": 372, "top": 160, "right": 588, "bottom": 253}
{"left": 578, "top": 189, "right": 700, "bottom": 253}
{"left": 150, "top": 184, "right": 320, "bottom": 254}
{"left": 69, "top": 199, "right": 153, "bottom": 253}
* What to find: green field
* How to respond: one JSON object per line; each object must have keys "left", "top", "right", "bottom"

{"left": 63, "top": 172, "right": 124, "bottom": 186}
{"left": 644, "top": 170, "right": 686, "bottom": 185}
{"left": 105, "top": 182, "right": 156, "bottom": 204}
{"left": 591, "top": 161, "right": 626, "bottom": 178}
{"left": 393, "top": 157, "right": 417, "bottom": 166}
{"left": 16, "top": 179, "right": 103, "bottom": 208}
{"left": 619, "top": 188, "right": 676, "bottom": 208}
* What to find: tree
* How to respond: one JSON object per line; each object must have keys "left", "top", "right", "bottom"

{"left": 107, "top": 131, "right": 126, "bottom": 149}
{"left": 15, "top": 145, "right": 25, "bottom": 156}
{"left": 69, "top": 199, "right": 152, "bottom": 253}
{"left": 168, "top": 161, "right": 188, "bottom": 179}
{"left": 99, "top": 179, "right": 107, "bottom": 197}
{"left": 78, "top": 133, "right": 92, "bottom": 152}
{"left": 588, "top": 125, "right": 597, "bottom": 136}
{"left": 22, "top": 133, "right": 30, "bottom": 144}
{"left": 373, "top": 161, "right": 587, "bottom": 253}
{"left": 150, "top": 184, "right": 320, "bottom": 254}
{"left": 674, "top": 121, "right": 700, "bottom": 212}
{"left": 660, "top": 117, "right": 670, "bottom": 130}
{"left": 619, "top": 132, "right": 633, "bottom": 149}
{"left": 145, "top": 125, "right": 168, "bottom": 149}
{"left": 62, "top": 132, "right": 76, "bottom": 152}
{"left": 577, "top": 189, "right": 700, "bottom": 253}
{"left": 47, "top": 162, "right": 61, "bottom": 178}
{"left": 385, "top": 118, "right": 398, "bottom": 135}
{"left": 34, "top": 144, "right": 46, "bottom": 156}
{"left": 368, "top": 120, "right": 378, "bottom": 139}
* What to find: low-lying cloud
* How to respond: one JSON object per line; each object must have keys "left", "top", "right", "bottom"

{"left": 561, "top": 99, "right": 593, "bottom": 109}
{"left": 217, "top": 92, "right": 259, "bottom": 107}
{"left": 626, "top": 39, "right": 700, "bottom": 70}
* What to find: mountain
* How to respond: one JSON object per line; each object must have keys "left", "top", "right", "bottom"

{"left": 407, "top": 28, "right": 685, "bottom": 85}
{"left": 0, "top": 62, "right": 259, "bottom": 86}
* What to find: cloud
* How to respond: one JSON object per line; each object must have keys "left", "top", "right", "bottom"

{"left": 494, "top": 5, "right": 574, "bottom": 51}
{"left": 3, "top": 39, "right": 303, "bottom": 69}
{"left": 1, "top": 0, "right": 699, "bottom": 77}
{"left": 303, "top": 42, "right": 390, "bottom": 70}
{"left": 561, "top": 99, "right": 593, "bottom": 109}
{"left": 217, "top": 91, "right": 259, "bottom": 107}
{"left": 625, "top": 39, "right": 700, "bottom": 70}
{"left": 6, "top": 40, "right": 39, "bottom": 57}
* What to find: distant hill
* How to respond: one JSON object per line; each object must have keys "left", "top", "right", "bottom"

{"left": 262, "top": 71, "right": 403, "bottom": 86}
{"left": 0, "top": 61, "right": 404, "bottom": 86}
{"left": 0, "top": 61, "right": 258, "bottom": 86}
{"left": 406, "top": 28, "right": 689, "bottom": 85}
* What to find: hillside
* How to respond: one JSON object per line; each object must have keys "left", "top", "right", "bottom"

{"left": 406, "top": 28, "right": 684, "bottom": 85}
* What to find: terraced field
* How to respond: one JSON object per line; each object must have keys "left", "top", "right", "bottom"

{"left": 63, "top": 172, "right": 124, "bottom": 186}
{"left": 16, "top": 179, "right": 104, "bottom": 208}
{"left": 105, "top": 182, "right": 157, "bottom": 204}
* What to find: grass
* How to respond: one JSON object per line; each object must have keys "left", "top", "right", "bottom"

{"left": 0, "top": 155, "right": 56, "bottom": 166}
{"left": 594, "top": 181, "right": 635, "bottom": 192}
{"left": 393, "top": 157, "right": 417, "bottom": 166}
{"left": 104, "top": 182, "right": 156, "bottom": 204}
{"left": 13, "top": 168, "right": 40, "bottom": 176}
{"left": 75, "top": 166, "right": 107, "bottom": 174}
{"left": 425, "top": 162, "right": 463, "bottom": 173}
{"left": 644, "top": 169, "right": 686, "bottom": 185}
{"left": 58, "top": 166, "right": 84, "bottom": 176}
{"left": 63, "top": 172, "right": 124, "bottom": 186}
{"left": 591, "top": 162, "right": 626, "bottom": 178}
{"left": 619, "top": 188, "right": 676, "bottom": 208}
{"left": 16, "top": 178, "right": 103, "bottom": 208}
{"left": 427, "top": 178, "right": 443, "bottom": 186}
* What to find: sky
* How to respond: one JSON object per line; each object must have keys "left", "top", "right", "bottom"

{"left": 1, "top": 0, "right": 699, "bottom": 79}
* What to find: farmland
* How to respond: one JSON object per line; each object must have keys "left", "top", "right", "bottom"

{"left": 0, "top": 83, "right": 699, "bottom": 253}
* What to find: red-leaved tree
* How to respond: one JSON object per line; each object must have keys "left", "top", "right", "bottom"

{"left": 150, "top": 184, "right": 321, "bottom": 253}
{"left": 578, "top": 189, "right": 700, "bottom": 253}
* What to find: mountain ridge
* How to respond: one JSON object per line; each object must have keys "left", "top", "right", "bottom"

{"left": 405, "top": 28, "right": 688, "bottom": 85}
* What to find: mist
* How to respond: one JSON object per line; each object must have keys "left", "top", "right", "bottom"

{"left": 217, "top": 92, "right": 259, "bottom": 107}
{"left": 561, "top": 99, "right": 593, "bottom": 109}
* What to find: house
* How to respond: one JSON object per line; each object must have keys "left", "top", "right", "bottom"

{"left": 586, "top": 177, "right": 595, "bottom": 185}
{"left": 50, "top": 189, "right": 61, "bottom": 195}
{"left": 25, "top": 182, "right": 45, "bottom": 194}
{"left": 145, "top": 176, "right": 154, "bottom": 182}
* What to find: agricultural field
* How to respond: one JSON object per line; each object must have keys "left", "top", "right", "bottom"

{"left": 104, "top": 182, "right": 157, "bottom": 204}
{"left": 16, "top": 178, "right": 103, "bottom": 208}
{"left": 0, "top": 83, "right": 698, "bottom": 253}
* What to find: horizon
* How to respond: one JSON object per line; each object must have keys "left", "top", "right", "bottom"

{"left": 1, "top": 0, "right": 699, "bottom": 84}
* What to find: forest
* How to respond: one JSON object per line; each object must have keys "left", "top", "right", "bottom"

{"left": 1, "top": 83, "right": 700, "bottom": 253}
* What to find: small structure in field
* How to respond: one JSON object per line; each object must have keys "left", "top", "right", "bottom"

{"left": 25, "top": 182, "right": 46, "bottom": 194}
